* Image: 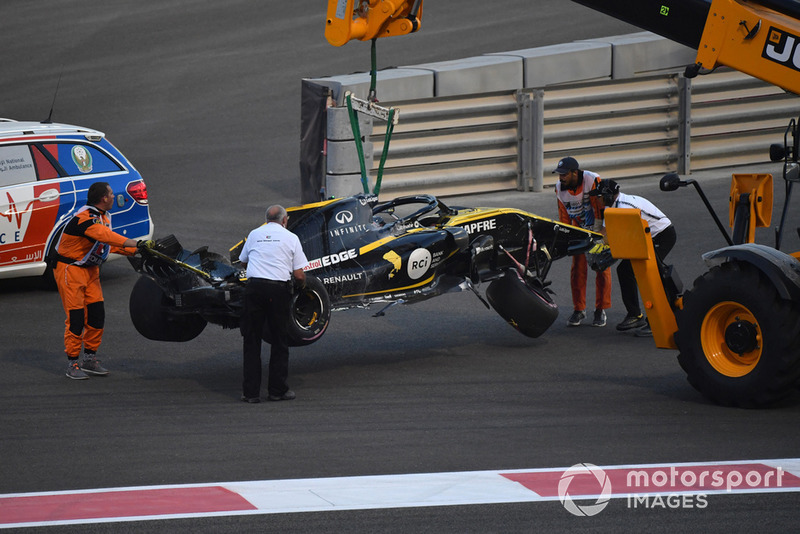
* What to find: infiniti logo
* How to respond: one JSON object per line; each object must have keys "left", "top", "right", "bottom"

{"left": 335, "top": 210, "right": 353, "bottom": 224}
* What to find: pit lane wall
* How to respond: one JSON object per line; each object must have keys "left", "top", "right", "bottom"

{"left": 302, "top": 32, "right": 800, "bottom": 200}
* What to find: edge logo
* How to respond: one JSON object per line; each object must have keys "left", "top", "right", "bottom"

{"left": 305, "top": 249, "right": 358, "bottom": 271}
{"left": 763, "top": 27, "right": 800, "bottom": 72}
{"left": 557, "top": 463, "right": 612, "bottom": 517}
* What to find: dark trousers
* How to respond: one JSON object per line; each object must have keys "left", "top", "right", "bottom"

{"left": 617, "top": 224, "right": 677, "bottom": 316}
{"left": 242, "top": 279, "right": 292, "bottom": 398}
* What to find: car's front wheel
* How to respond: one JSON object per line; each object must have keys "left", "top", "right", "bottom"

{"left": 129, "top": 275, "right": 207, "bottom": 342}
{"left": 486, "top": 269, "right": 559, "bottom": 338}
{"left": 262, "top": 274, "right": 331, "bottom": 346}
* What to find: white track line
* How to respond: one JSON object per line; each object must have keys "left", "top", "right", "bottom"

{"left": 2, "top": 458, "right": 799, "bottom": 529}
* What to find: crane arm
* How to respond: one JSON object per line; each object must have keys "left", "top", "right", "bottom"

{"left": 572, "top": 0, "right": 800, "bottom": 95}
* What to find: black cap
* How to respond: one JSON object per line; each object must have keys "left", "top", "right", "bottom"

{"left": 588, "top": 178, "right": 620, "bottom": 196}
{"left": 552, "top": 157, "right": 580, "bottom": 174}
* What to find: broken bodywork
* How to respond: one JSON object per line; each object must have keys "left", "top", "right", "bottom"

{"left": 129, "top": 194, "right": 599, "bottom": 345}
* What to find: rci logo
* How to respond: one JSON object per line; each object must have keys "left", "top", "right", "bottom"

{"left": 557, "top": 463, "right": 612, "bottom": 517}
{"left": 763, "top": 27, "right": 800, "bottom": 72}
{"left": 407, "top": 248, "right": 431, "bottom": 280}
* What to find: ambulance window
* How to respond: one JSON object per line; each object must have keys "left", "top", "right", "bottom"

{"left": 0, "top": 145, "right": 37, "bottom": 186}
{"left": 55, "top": 143, "right": 123, "bottom": 176}
{"left": 31, "top": 145, "right": 60, "bottom": 181}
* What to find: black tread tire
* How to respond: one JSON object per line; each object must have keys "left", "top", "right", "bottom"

{"left": 263, "top": 274, "right": 331, "bottom": 347}
{"left": 486, "top": 269, "right": 559, "bottom": 338}
{"left": 675, "top": 261, "right": 800, "bottom": 407}
{"left": 129, "top": 275, "right": 207, "bottom": 342}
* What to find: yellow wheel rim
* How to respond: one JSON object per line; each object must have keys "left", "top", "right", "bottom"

{"left": 700, "top": 301, "right": 762, "bottom": 377}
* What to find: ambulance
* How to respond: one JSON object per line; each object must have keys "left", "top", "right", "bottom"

{"left": 0, "top": 119, "right": 153, "bottom": 281}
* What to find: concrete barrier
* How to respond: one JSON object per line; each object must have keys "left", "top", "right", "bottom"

{"left": 489, "top": 41, "right": 612, "bottom": 88}
{"left": 581, "top": 32, "right": 696, "bottom": 78}
{"left": 405, "top": 54, "right": 523, "bottom": 97}
{"left": 300, "top": 32, "right": 710, "bottom": 200}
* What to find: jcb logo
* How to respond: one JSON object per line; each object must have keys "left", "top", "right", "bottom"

{"left": 763, "top": 27, "right": 800, "bottom": 72}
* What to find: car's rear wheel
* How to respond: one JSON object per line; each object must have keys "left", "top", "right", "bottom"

{"left": 129, "top": 275, "right": 207, "bottom": 342}
{"left": 486, "top": 269, "right": 559, "bottom": 338}
{"left": 262, "top": 274, "right": 331, "bottom": 346}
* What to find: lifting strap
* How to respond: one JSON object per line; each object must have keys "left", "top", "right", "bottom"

{"left": 344, "top": 38, "right": 399, "bottom": 196}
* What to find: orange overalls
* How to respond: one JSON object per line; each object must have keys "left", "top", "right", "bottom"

{"left": 53, "top": 205, "right": 134, "bottom": 358}
{"left": 555, "top": 172, "right": 612, "bottom": 312}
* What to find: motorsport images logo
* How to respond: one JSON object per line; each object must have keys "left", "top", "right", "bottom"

{"left": 557, "top": 463, "right": 788, "bottom": 516}
{"left": 557, "top": 463, "right": 612, "bottom": 516}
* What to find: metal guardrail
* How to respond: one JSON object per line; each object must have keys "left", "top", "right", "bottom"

{"left": 368, "top": 93, "right": 520, "bottom": 196}
{"left": 538, "top": 74, "right": 683, "bottom": 188}
{"left": 326, "top": 68, "right": 800, "bottom": 198}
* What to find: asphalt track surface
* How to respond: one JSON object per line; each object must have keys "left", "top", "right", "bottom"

{"left": 2, "top": 1, "right": 800, "bottom": 532}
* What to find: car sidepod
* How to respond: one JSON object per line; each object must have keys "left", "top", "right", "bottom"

{"left": 305, "top": 226, "right": 469, "bottom": 306}
{"left": 287, "top": 195, "right": 466, "bottom": 307}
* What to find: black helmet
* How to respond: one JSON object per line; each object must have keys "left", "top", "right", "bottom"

{"left": 589, "top": 179, "right": 619, "bottom": 205}
{"left": 589, "top": 179, "right": 619, "bottom": 197}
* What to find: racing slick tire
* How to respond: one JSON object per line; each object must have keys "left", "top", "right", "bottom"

{"left": 675, "top": 261, "right": 800, "bottom": 407}
{"left": 486, "top": 269, "right": 559, "bottom": 338}
{"left": 129, "top": 275, "right": 207, "bottom": 342}
{"left": 263, "top": 274, "right": 331, "bottom": 347}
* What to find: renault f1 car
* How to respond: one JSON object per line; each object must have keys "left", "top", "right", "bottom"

{"left": 128, "top": 194, "right": 599, "bottom": 345}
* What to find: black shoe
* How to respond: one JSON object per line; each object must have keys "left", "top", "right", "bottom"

{"left": 616, "top": 314, "right": 647, "bottom": 331}
{"left": 567, "top": 310, "right": 586, "bottom": 326}
{"left": 635, "top": 319, "right": 653, "bottom": 337}
{"left": 240, "top": 395, "right": 261, "bottom": 404}
{"left": 591, "top": 309, "right": 607, "bottom": 327}
{"left": 635, "top": 325, "right": 653, "bottom": 337}
{"left": 268, "top": 390, "right": 296, "bottom": 402}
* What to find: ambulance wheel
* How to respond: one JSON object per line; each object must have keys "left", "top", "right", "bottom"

{"left": 129, "top": 275, "right": 207, "bottom": 342}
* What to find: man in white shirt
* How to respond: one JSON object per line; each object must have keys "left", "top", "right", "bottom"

{"left": 590, "top": 179, "right": 677, "bottom": 336}
{"left": 239, "top": 205, "right": 308, "bottom": 403}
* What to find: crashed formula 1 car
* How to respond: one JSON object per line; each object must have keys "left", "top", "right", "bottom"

{"left": 128, "top": 194, "right": 599, "bottom": 345}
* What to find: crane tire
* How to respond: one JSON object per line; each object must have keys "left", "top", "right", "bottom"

{"left": 675, "top": 261, "right": 800, "bottom": 407}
